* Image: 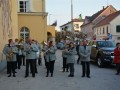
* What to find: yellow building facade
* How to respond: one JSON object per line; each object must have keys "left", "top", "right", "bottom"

{"left": 18, "top": 0, "right": 48, "bottom": 43}
{"left": 47, "top": 25, "right": 56, "bottom": 44}
{"left": 0, "top": 0, "right": 48, "bottom": 70}
{"left": 0, "top": 0, "right": 18, "bottom": 70}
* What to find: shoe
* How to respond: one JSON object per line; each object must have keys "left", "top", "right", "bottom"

{"left": 32, "top": 76, "right": 35, "bottom": 78}
{"left": 87, "top": 76, "right": 91, "bottom": 78}
{"left": 24, "top": 75, "right": 28, "bottom": 78}
{"left": 35, "top": 72, "right": 38, "bottom": 74}
{"left": 8, "top": 74, "right": 11, "bottom": 77}
{"left": 51, "top": 73, "right": 53, "bottom": 77}
{"left": 68, "top": 75, "right": 74, "bottom": 77}
{"left": 13, "top": 75, "right": 16, "bottom": 77}
{"left": 81, "top": 75, "right": 85, "bottom": 77}
{"left": 116, "top": 73, "right": 119, "bottom": 75}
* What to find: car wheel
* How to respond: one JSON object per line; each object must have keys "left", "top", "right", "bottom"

{"left": 97, "top": 57, "right": 103, "bottom": 67}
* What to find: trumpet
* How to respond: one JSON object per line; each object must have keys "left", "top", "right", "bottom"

{"left": 44, "top": 48, "right": 50, "bottom": 54}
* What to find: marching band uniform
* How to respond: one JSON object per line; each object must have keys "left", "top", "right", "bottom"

{"left": 62, "top": 48, "right": 69, "bottom": 72}
{"left": 24, "top": 40, "right": 38, "bottom": 78}
{"left": 3, "top": 41, "right": 18, "bottom": 77}
{"left": 42, "top": 44, "right": 49, "bottom": 68}
{"left": 45, "top": 42, "right": 57, "bottom": 77}
{"left": 79, "top": 45, "right": 91, "bottom": 78}
{"left": 66, "top": 47, "right": 76, "bottom": 77}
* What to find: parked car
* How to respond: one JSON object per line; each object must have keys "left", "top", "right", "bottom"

{"left": 90, "top": 40, "right": 115, "bottom": 67}
{"left": 56, "top": 42, "right": 64, "bottom": 50}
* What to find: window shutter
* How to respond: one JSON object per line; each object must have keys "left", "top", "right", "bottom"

{"left": 26, "top": 1, "right": 30, "bottom": 12}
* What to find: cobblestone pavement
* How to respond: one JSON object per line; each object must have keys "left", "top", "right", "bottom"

{"left": 0, "top": 50, "right": 120, "bottom": 90}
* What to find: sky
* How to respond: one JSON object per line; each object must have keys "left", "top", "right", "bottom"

{"left": 46, "top": 0, "right": 120, "bottom": 30}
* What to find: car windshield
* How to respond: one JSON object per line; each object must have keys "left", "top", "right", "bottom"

{"left": 97, "top": 41, "right": 115, "bottom": 47}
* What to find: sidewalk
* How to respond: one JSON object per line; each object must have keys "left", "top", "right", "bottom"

{"left": 0, "top": 50, "right": 120, "bottom": 90}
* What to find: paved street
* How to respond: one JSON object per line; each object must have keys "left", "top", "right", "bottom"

{"left": 0, "top": 50, "right": 120, "bottom": 90}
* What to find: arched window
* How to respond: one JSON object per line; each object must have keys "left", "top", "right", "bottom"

{"left": 20, "top": 27, "right": 30, "bottom": 41}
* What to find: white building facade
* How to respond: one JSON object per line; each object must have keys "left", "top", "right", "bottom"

{"left": 60, "top": 19, "right": 84, "bottom": 32}
{"left": 94, "top": 11, "right": 120, "bottom": 43}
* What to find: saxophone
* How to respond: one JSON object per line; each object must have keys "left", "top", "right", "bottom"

{"left": 9, "top": 47, "right": 14, "bottom": 61}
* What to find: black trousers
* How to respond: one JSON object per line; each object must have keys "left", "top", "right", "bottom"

{"left": 116, "top": 63, "right": 120, "bottom": 74}
{"left": 7, "top": 62, "right": 16, "bottom": 75}
{"left": 35, "top": 59, "right": 38, "bottom": 73}
{"left": 63, "top": 57, "right": 69, "bottom": 70}
{"left": 7, "top": 61, "right": 9, "bottom": 74}
{"left": 81, "top": 61, "right": 90, "bottom": 76}
{"left": 17, "top": 55, "right": 22, "bottom": 69}
{"left": 21, "top": 55, "right": 25, "bottom": 66}
{"left": 68, "top": 63, "right": 74, "bottom": 76}
{"left": 77, "top": 54, "right": 80, "bottom": 64}
{"left": 38, "top": 57, "right": 42, "bottom": 65}
{"left": 46, "top": 60, "right": 55, "bottom": 74}
{"left": 25, "top": 59, "right": 35, "bottom": 77}
{"left": 44, "top": 56, "right": 47, "bottom": 68}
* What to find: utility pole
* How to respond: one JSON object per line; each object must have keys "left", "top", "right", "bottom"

{"left": 71, "top": 0, "right": 74, "bottom": 41}
{"left": 71, "top": 0, "right": 73, "bottom": 21}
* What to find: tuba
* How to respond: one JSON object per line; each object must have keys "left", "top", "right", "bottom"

{"left": 9, "top": 47, "right": 14, "bottom": 61}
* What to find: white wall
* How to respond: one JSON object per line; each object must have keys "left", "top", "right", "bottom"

{"left": 73, "top": 22, "right": 83, "bottom": 32}
{"left": 94, "top": 15, "right": 120, "bottom": 43}
{"left": 60, "top": 23, "right": 73, "bottom": 32}
{"left": 110, "top": 15, "right": 120, "bottom": 43}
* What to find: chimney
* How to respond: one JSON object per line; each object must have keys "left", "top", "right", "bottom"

{"left": 103, "top": 6, "right": 105, "bottom": 10}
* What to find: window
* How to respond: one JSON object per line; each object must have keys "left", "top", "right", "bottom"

{"left": 102, "top": 27, "right": 104, "bottom": 34}
{"left": 116, "top": 25, "right": 120, "bottom": 32}
{"left": 106, "top": 26, "right": 108, "bottom": 34}
{"left": 20, "top": 27, "right": 30, "bottom": 41}
{"left": 19, "top": 1, "right": 29, "bottom": 12}
{"left": 103, "top": 27, "right": 105, "bottom": 34}
{"left": 74, "top": 24, "right": 79, "bottom": 29}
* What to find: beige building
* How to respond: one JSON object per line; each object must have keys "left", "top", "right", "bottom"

{"left": 94, "top": 11, "right": 120, "bottom": 43}
{"left": 81, "top": 5, "right": 117, "bottom": 40}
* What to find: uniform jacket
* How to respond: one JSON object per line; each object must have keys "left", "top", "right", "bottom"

{"left": 25, "top": 43, "right": 38, "bottom": 59}
{"left": 3, "top": 44, "right": 18, "bottom": 62}
{"left": 62, "top": 49, "right": 67, "bottom": 58}
{"left": 66, "top": 48, "right": 76, "bottom": 63}
{"left": 114, "top": 48, "right": 120, "bottom": 64}
{"left": 45, "top": 46, "right": 57, "bottom": 62}
{"left": 79, "top": 46, "right": 91, "bottom": 62}
{"left": 42, "top": 45, "right": 49, "bottom": 58}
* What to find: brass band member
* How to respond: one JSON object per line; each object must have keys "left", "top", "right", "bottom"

{"left": 65, "top": 42, "right": 76, "bottom": 77}
{"left": 24, "top": 38, "right": 38, "bottom": 78}
{"left": 45, "top": 41, "right": 57, "bottom": 77}
{"left": 3, "top": 39, "right": 18, "bottom": 77}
